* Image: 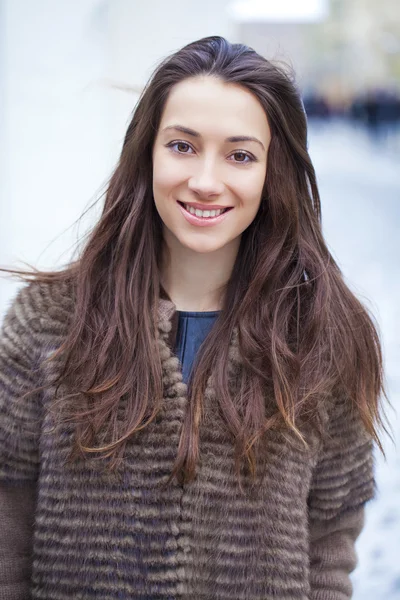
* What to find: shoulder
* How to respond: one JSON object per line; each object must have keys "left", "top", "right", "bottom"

{"left": 6, "top": 276, "right": 74, "bottom": 317}
{"left": 1, "top": 277, "right": 76, "bottom": 355}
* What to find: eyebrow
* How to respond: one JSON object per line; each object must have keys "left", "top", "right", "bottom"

{"left": 162, "top": 124, "right": 266, "bottom": 152}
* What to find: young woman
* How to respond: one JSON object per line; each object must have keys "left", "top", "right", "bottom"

{"left": 0, "top": 36, "right": 387, "bottom": 600}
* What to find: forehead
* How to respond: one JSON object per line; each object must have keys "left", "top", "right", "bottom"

{"left": 158, "top": 76, "right": 270, "bottom": 142}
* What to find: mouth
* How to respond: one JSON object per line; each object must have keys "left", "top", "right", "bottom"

{"left": 177, "top": 201, "right": 233, "bottom": 219}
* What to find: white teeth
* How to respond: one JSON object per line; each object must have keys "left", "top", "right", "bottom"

{"left": 184, "top": 204, "right": 225, "bottom": 218}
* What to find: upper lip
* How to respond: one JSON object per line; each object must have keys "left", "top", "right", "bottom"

{"left": 178, "top": 201, "right": 232, "bottom": 210}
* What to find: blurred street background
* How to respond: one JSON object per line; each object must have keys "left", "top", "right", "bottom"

{"left": 0, "top": 1, "right": 399, "bottom": 597}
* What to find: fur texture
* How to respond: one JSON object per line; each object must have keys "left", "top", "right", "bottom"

{"left": 0, "top": 280, "right": 375, "bottom": 599}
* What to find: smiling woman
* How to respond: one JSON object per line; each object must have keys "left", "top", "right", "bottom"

{"left": 152, "top": 75, "right": 271, "bottom": 290}
{"left": 0, "top": 35, "right": 387, "bottom": 600}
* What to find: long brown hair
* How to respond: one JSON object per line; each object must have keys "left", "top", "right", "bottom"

{"left": 1, "top": 36, "right": 388, "bottom": 486}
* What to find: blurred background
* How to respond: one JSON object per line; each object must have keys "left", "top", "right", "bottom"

{"left": 0, "top": 1, "right": 399, "bottom": 597}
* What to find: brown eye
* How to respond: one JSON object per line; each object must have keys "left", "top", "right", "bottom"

{"left": 231, "top": 151, "right": 254, "bottom": 164}
{"left": 167, "top": 141, "right": 193, "bottom": 154}
{"left": 177, "top": 142, "right": 190, "bottom": 152}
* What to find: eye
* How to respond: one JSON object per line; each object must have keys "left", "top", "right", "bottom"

{"left": 165, "top": 141, "right": 257, "bottom": 164}
{"left": 166, "top": 141, "right": 194, "bottom": 154}
{"left": 230, "top": 151, "right": 256, "bottom": 164}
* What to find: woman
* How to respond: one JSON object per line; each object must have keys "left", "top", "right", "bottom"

{"left": 0, "top": 36, "right": 387, "bottom": 599}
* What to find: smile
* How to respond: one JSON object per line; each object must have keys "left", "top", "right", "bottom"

{"left": 177, "top": 201, "right": 233, "bottom": 227}
{"left": 178, "top": 201, "right": 233, "bottom": 218}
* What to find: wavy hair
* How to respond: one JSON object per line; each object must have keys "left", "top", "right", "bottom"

{"left": 1, "top": 36, "right": 388, "bottom": 486}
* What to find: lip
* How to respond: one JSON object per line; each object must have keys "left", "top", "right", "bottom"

{"left": 177, "top": 200, "right": 233, "bottom": 228}
{"left": 181, "top": 201, "right": 233, "bottom": 211}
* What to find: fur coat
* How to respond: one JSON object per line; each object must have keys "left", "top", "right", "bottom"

{"left": 0, "top": 279, "right": 375, "bottom": 599}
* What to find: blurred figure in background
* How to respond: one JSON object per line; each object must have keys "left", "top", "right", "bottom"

{"left": 350, "top": 88, "right": 400, "bottom": 143}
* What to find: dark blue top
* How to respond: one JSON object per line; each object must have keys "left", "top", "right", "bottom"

{"left": 174, "top": 310, "right": 220, "bottom": 384}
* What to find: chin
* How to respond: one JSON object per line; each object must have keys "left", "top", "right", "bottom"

{"left": 182, "top": 240, "right": 225, "bottom": 254}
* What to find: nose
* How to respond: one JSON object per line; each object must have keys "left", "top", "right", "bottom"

{"left": 187, "top": 158, "right": 225, "bottom": 198}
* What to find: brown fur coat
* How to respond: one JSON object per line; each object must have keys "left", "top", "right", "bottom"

{"left": 0, "top": 279, "right": 375, "bottom": 599}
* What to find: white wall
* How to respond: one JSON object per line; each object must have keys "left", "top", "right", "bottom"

{"left": 0, "top": 0, "right": 237, "bottom": 315}
{"left": 107, "top": 0, "right": 236, "bottom": 150}
{"left": 0, "top": 0, "right": 112, "bottom": 314}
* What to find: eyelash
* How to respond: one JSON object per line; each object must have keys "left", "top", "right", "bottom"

{"left": 165, "top": 141, "right": 257, "bottom": 164}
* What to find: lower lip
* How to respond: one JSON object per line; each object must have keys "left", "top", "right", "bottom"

{"left": 177, "top": 202, "right": 232, "bottom": 227}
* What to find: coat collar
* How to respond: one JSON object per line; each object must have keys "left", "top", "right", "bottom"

{"left": 158, "top": 284, "right": 177, "bottom": 323}
{"left": 157, "top": 285, "right": 179, "bottom": 350}
{"left": 156, "top": 284, "right": 242, "bottom": 375}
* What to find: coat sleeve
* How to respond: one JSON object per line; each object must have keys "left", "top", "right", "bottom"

{"left": 0, "top": 282, "right": 45, "bottom": 598}
{"left": 307, "top": 393, "right": 376, "bottom": 600}
{"left": 0, "top": 483, "right": 36, "bottom": 600}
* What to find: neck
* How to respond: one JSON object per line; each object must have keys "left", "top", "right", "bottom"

{"left": 160, "top": 231, "right": 240, "bottom": 312}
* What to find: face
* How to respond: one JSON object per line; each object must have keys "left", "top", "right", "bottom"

{"left": 152, "top": 75, "right": 271, "bottom": 255}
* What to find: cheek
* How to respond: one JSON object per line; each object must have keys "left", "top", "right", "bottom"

{"left": 235, "top": 179, "right": 265, "bottom": 210}
{"left": 231, "top": 163, "right": 266, "bottom": 202}
{"left": 153, "top": 154, "right": 182, "bottom": 194}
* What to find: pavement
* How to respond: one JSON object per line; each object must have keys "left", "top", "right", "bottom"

{"left": 308, "top": 120, "right": 400, "bottom": 599}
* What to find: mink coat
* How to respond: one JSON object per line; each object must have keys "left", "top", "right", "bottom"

{"left": 0, "top": 279, "right": 375, "bottom": 599}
